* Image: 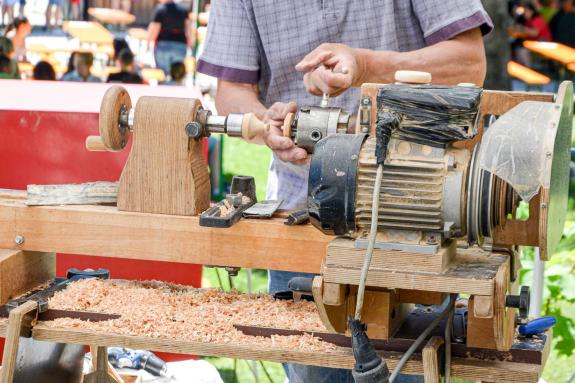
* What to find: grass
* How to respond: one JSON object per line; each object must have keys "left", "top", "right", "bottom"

{"left": 202, "top": 137, "right": 575, "bottom": 383}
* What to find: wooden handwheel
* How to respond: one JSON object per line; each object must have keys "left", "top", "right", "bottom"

{"left": 99, "top": 85, "right": 132, "bottom": 151}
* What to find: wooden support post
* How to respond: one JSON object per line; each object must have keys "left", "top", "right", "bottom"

{"left": 84, "top": 346, "right": 122, "bottom": 383}
{"left": 0, "top": 300, "right": 38, "bottom": 383}
{"left": 422, "top": 336, "right": 444, "bottom": 383}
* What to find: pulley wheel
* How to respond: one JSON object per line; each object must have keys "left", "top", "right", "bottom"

{"left": 99, "top": 86, "right": 132, "bottom": 151}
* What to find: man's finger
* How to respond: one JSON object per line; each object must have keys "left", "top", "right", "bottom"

{"left": 274, "top": 147, "right": 308, "bottom": 163}
{"left": 266, "top": 132, "right": 295, "bottom": 151}
{"left": 295, "top": 50, "right": 334, "bottom": 72}
{"left": 281, "top": 101, "right": 298, "bottom": 116}
{"left": 303, "top": 73, "right": 323, "bottom": 96}
{"left": 318, "top": 69, "right": 353, "bottom": 90}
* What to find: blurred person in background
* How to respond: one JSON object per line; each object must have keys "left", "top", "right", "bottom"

{"left": 4, "top": 17, "right": 31, "bottom": 60}
{"left": 509, "top": 2, "right": 552, "bottom": 41}
{"left": 147, "top": 0, "right": 191, "bottom": 74}
{"left": 0, "top": 36, "right": 19, "bottom": 77}
{"left": 509, "top": 2, "right": 552, "bottom": 66}
{"left": 162, "top": 61, "right": 186, "bottom": 85}
{"left": 111, "top": 0, "right": 131, "bottom": 13}
{"left": 0, "top": 54, "right": 16, "bottom": 78}
{"left": 535, "top": 0, "right": 559, "bottom": 22}
{"left": 61, "top": 52, "right": 101, "bottom": 82}
{"left": 1, "top": 0, "right": 18, "bottom": 26}
{"left": 70, "top": 0, "right": 80, "bottom": 20}
{"left": 550, "top": 0, "right": 575, "bottom": 47}
{"left": 45, "top": 0, "right": 63, "bottom": 30}
{"left": 33, "top": 61, "right": 56, "bottom": 80}
{"left": 107, "top": 48, "right": 143, "bottom": 84}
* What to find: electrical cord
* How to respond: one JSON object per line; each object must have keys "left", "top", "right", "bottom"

{"left": 444, "top": 294, "right": 456, "bottom": 383}
{"left": 354, "top": 163, "right": 383, "bottom": 321}
{"left": 388, "top": 295, "right": 457, "bottom": 383}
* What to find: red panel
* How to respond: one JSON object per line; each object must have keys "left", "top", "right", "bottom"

{"left": 0, "top": 81, "right": 207, "bottom": 360}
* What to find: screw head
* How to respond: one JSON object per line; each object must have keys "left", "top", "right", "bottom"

{"left": 185, "top": 122, "right": 203, "bottom": 138}
{"left": 14, "top": 235, "right": 24, "bottom": 245}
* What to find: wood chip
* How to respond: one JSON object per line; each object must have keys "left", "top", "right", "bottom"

{"left": 43, "top": 279, "right": 343, "bottom": 353}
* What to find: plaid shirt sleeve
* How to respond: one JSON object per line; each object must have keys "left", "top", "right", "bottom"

{"left": 411, "top": 0, "right": 493, "bottom": 45}
{"left": 196, "top": 0, "right": 260, "bottom": 83}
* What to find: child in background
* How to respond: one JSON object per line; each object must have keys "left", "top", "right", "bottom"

{"left": 162, "top": 61, "right": 186, "bottom": 86}
{"left": 4, "top": 17, "right": 31, "bottom": 60}
{"left": 60, "top": 52, "right": 101, "bottom": 82}
{"left": 0, "top": 55, "right": 16, "bottom": 78}
{"left": 33, "top": 61, "right": 56, "bottom": 81}
{"left": 107, "top": 48, "right": 143, "bottom": 84}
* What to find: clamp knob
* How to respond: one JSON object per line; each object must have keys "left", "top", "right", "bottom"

{"left": 505, "top": 285, "right": 530, "bottom": 320}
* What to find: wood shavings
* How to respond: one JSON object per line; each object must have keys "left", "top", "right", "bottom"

{"left": 43, "top": 279, "right": 343, "bottom": 354}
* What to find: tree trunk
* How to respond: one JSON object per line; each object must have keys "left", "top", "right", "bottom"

{"left": 482, "top": 0, "right": 511, "bottom": 90}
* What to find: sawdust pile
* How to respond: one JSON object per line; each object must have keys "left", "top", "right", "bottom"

{"left": 43, "top": 279, "right": 342, "bottom": 353}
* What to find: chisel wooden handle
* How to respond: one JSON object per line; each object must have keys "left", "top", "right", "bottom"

{"left": 241, "top": 113, "right": 269, "bottom": 141}
{"left": 85, "top": 136, "right": 108, "bottom": 151}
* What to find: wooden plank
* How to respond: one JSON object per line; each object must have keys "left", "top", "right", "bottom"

{"left": 323, "top": 252, "right": 506, "bottom": 296}
{"left": 323, "top": 265, "right": 495, "bottom": 295}
{"left": 22, "top": 325, "right": 543, "bottom": 382}
{"left": 422, "top": 336, "right": 444, "bottom": 383}
{"left": 0, "top": 250, "right": 55, "bottom": 304}
{"left": 326, "top": 237, "right": 454, "bottom": 274}
{"left": 0, "top": 193, "right": 329, "bottom": 273}
{"left": 26, "top": 182, "right": 117, "bottom": 206}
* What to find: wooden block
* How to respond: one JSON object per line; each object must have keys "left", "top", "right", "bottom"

{"left": 118, "top": 97, "right": 210, "bottom": 216}
{"left": 312, "top": 277, "right": 347, "bottom": 333}
{"left": 326, "top": 237, "right": 455, "bottom": 274}
{"left": 346, "top": 288, "right": 411, "bottom": 340}
{"left": 0, "top": 249, "right": 55, "bottom": 304}
{"left": 26, "top": 182, "right": 117, "bottom": 206}
{"left": 474, "top": 295, "right": 494, "bottom": 318}
{"left": 467, "top": 296, "right": 497, "bottom": 350}
{"left": 323, "top": 282, "right": 346, "bottom": 306}
{"left": 398, "top": 290, "right": 446, "bottom": 305}
{"left": 467, "top": 258, "right": 515, "bottom": 352}
{"left": 423, "top": 336, "right": 444, "bottom": 383}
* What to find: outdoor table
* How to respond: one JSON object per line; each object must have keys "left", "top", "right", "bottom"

{"left": 88, "top": 7, "right": 136, "bottom": 26}
{"left": 507, "top": 60, "right": 550, "bottom": 85}
{"left": 63, "top": 21, "right": 114, "bottom": 45}
{"left": 523, "top": 40, "right": 575, "bottom": 66}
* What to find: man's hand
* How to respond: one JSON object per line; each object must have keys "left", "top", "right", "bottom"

{"left": 262, "top": 102, "right": 309, "bottom": 165}
{"left": 295, "top": 43, "right": 366, "bottom": 97}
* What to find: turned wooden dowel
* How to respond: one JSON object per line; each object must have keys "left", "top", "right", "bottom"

{"left": 85, "top": 136, "right": 109, "bottom": 152}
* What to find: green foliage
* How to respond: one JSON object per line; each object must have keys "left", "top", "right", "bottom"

{"left": 520, "top": 201, "right": 575, "bottom": 360}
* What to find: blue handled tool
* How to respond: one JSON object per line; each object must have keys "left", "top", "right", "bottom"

{"left": 518, "top": 316, "right": 557, "bottom": 337}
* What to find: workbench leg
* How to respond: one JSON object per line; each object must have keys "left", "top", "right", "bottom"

{"left": 84, "top": 346, "right": 123, "bottom": 383}
{"left": 422, "top": 336, "right": 444, "bottom": 383}
{"left": 0, "top": 301, "right": 38, "bottom": 383}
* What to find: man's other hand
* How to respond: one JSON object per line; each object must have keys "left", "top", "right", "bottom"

{"left": 262, "top": 102, "right": 310, "bottom": 165}
{"left": 295, "top": 43, "right": 365, "bottom": 97}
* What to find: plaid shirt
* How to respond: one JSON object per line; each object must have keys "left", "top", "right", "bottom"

{"left": 198, "top": 0, "right": 492, "bottom": 209}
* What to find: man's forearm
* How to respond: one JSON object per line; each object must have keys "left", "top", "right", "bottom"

{"left": 357, "top": 29, "right": 487, "bottom": 86}
{"left": 215, "top": 80, "right": 269, "bottom": 145}
{"left": 215, "top": 80, "right": 267, "bottom": 119}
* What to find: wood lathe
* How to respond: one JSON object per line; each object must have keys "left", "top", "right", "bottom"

{"left": 0, "top": 71, "right": 572, "bottom": 382}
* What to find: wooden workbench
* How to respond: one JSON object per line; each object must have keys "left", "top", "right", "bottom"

{"left": 0, "top": 190, "right": 329, "bottom": 273}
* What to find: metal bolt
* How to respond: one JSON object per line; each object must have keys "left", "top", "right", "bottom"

{"left": 14, "top": 235, "right": 25, "bottom": 245}
{"left": 361, "top": 127, "right": 369, "bottom": 133}
{"left": 351, "top": 154, "right": 358, "bottom": 160}
{"left": 362, "top": 97, "right": 370, "bottom": 105}
{"left": 185, "top": 121, "right": 203, "bottom": 139}
{"left": 541, "top": 203, "right": 547, "bottom": 209}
